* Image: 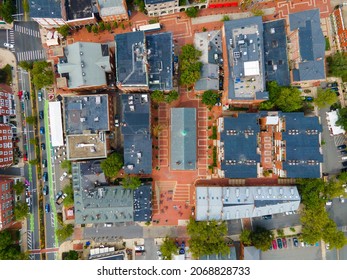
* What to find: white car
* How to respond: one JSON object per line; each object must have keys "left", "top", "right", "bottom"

{"left": 59, "top": 171, "right": 68, "bottom": 181}
{"left": 4, "top": 43, "right": 14, "bottom": 48}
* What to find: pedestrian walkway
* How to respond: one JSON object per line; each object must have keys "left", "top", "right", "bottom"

{"left": 16, "top": 49, "right": 46, "bottom": 62}
{"left": 14, "top": 24, "right": 40, "bottom": 38}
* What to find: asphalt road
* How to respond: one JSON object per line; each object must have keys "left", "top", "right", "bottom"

{"left": 84, "top": 223, "right": 144, "bottom": 241}
{"left": 252, "top": 213, "right": 301, "bottom": 231}
{"left": 326, "top": 197, "right": 347, "bottom": 227}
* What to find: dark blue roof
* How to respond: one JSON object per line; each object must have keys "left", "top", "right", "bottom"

{"left": 123, "top": 134, "right": 152, "bottom": 174}
{"left": 66, "top": 0, "right": 94, "bottom": 20}
{"left": 144, "top": 0, "right": 172, "bottom": 4}
{"left": 115, "top": 31, "right": 148, "bottom": 87}
{"left": 146, "top": 32, "right": 173, "bottom": 91}
{"left": 281, "top": 112, "right": 323, "bottom": 178}
{"left": 263, "top": 20, "right": 290, "bottom": 86}
{"left": 133, "top": 185, "right": 152, "bottom": 222}
{"left": 29, "top": 0, "right": 62, "bottom": 18}
{"left": 221, "top": 113, "right": 260, "bottom": 178}
{"left": 289, "top": 9, "right": 326, "bottom": 81}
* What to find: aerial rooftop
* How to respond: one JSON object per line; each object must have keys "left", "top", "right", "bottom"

{"left": 65, "top": 0, "right": 95, "bottom": 20}
{"left": 223, "top": 17, "right": 268, "bottom": 100}
{"left": 97, "top": 0, "right": 127, "bottom": 16}
{"left": 29, "top": 0, "right": 62, "bottom": 19}
{"left": 196, "top": 186, "right": 301, "bottom": 221}
{"left": 171, "top": 108, "right": 197, "bottom": 170}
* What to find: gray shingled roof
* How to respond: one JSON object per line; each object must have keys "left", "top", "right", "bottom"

{"left": 170, "top": 108, "right": 197, "bottom": 170}
{"left": 97, "top": 0, "right": 126, "bottom": 16}
{"left": 58, "top": 42, "right": 111, "bottom": 89}
{"left": 289, "top": 9, "right": 326, "bottom": 81}
{"left": 195, "top": 64, "right": 219, "bottom": 91}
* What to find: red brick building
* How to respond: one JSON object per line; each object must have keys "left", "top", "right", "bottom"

{"left": 0, "top": 177, "right": 15, "bottom": 231}
{"left": 0, "top": 124, "right": 14, "bottom": 168}
{"left": 0, "top": 84, "right": 16, "bottom": 124}
{"left": 332, "top": 6, "right": 347, "bottom": 51}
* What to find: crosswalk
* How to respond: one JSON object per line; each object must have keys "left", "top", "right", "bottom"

{"left": 14, "top": 24, "right": 40, "bottom": 38}
{"left": 16, "top": 50, "right": 46, "bottom": 62}
{"left": 27, "top": 231, "right": 33, "bottom": 250}
{"left": 6, "top": 29, "right": 15, "bottom": 53}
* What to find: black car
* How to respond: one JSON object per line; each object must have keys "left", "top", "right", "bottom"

{"left": 24, "top": 91, "right": 30, "bottom": 100}
{"left": 43, "top": 185, "right": 48, "bottom": 196}
{"left": 341, "top": 168, "right": 347, "bottom": 173}
{"left": 43, "top": 172, "right": 48, "bottom": 182}
{"left": 261, "top": 215, "right": 272, "bottom": 220}
{"left": 39, "top": 110, "right": 44, "bottom": 119}
{"left": 343, "top": 161, "right": 347, "bottom": 167}
{"left": 41, "top": 143, "right": 45, "bottom": 150}
{"left": 42, "top": 159, "right": 47, "bottom": 168}
{"left": 293, "top": 237, "right": 299, "bottom": 247}
{"left": 341, "top": 150, "right": 347, "bottom": 155}
{"left": 338, "top": 144, "right": 347, "bottom": 150}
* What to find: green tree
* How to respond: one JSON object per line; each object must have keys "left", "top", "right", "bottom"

{"left": 327, "top": 52, "right": 347, "bottom": 82}
{"left": 92, "top": 25, "right": 99, "bottom": 34}
{"left": 240, "top": 229, "right": 252, "bottom": 246}
{"left": 32, "top": 61, "right": 54, "bottom": 89}
{"left": 86, "top": 25, "right": 92, "bottom": 33}
{"left": 187, "top": 218, "right": 229, "bottom": 259}
{"left": 99, "top": 22, "right": 105, "bottom": 31}
{"left": 336, "top": 107, "right": 347, "bottom": 131}
{"left": 29, "top": 138, "right": 38, "bottom": 145}
{"left": 29, "top": 159, "right": 39, "bottom": 165}
{"left": 61, "top": 160, "right": 72, "bottom": 174}
{"left": 56, "top": 25, "right": 70, "bottom": 37}
{"left": 0, "top": 0, "right": 16, "bottom": 23}
{"left": 25, "top": 116, "right": 37, "bottom": 125}
{"left": 322, "top": 219, "right": 347, "bottom": 249}
{"left": 62, "top": 250, "right": 79, "bottom": 260}
{"left": 18, "top": 61, "right": 33, "bottom": 71}
{"left": 22, "top": 0, "right": 29, "bottom": 13}
{"left": 121, "top": 175, "right": 141, "bottom": 190}
{"left": 121, "top": 23, "right": 125, "bottom": 30}
{"left": 185, "top": 7, "right": 198, "bottom": 18}
{"left": 13, "top": 181, "right": 25, "bottom": 195}
{"left": 100, "top": 152, "right": 123, "bottom": 178}
{"left": 160, "top": 237, "right": 178, "bottom": 260}
{"left": 179, "top": 44, "right": 202, "bottom": 86}
{"left": 251, "top": 8, "right": 264, "bottom": 16}
{"left": 56, "top": 224, "right": 74, "bottom": 242}
{"left": 323, "top": 178, "right": 345, "bottom": 200}
{"left": 105, "top": 22, "right": 112, "bottom": 31}
{"left": 250, "top": 227, "right": 273, "bottom": 251}
{"left": 0, "top": 230, "right": 27, "bottom": 260}
{"left": 201, "top": 90, "right": 220, "bottom": 108}
{"left": 134, "top": 0, "right": 145, "bottom": 12}
{"left": 165, "top": 90, "right": 179, "bottom": 103}
{"left": 221, "top": 15, "right": 230, "bottom": 21}
{"left": 14, "top": 201, "right": 29, "bottom": 221}
{"left": 63, "top": 184, "right": 74, "bottom": 207}
{"left": 260, "top": 81, "right": 303, "bottom": 112}
{"left": 113, "top": 21, "right": 118, "bottom": 29}
{"left": 314, "top": 88, "right": 338, "bottom": 109}
{"left": 151, "top": 90, "right": 165, "bottom": 103}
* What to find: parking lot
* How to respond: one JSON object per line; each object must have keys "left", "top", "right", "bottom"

{"left": 261, "top": 237, "right": 322, "bottom": 260}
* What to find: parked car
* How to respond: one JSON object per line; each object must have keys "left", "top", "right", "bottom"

{"left": 277, "top": 238, "right": 283, "bottom": 249}
{"left": 261, "top": 215, "right": 272, "bottom": 220}
{"left": 40, "top": 127, "right": 45, "bottom": 134}
{"left": 45, "top": 203, "right": 50, "bottom": 213}
{"left": 326, "top": 199, "right": 333, "bottom": 206}
{"left": 59, "top": 171, "right": 68, "bottom": 181}
{"left": 42, "top": 159, "right": 47, "bottom": 168}
{"left": 341, "top": 150, "right": 347, "bottom": 155}
{"left": 43, "top": 185, "right": 48, "bottom": 196}
{"left": 55, "top": 191, "right": 63, "bottom": 201}
{"left": 4, "top": 42, "right": 14, "bottom": 48}
{"left": 39, "top": 111, "right": 44, "bottom": 119}
{"left": 23, "top": 153, "right": 28, "bottom": 161}
{"left": 18, "top": 90, "right": 23, "bottom": 99}
{"left": 338, "top": 144, "right": 347, "bottom": 150}
{"left": 43, "top": 172, "right": 48, "bottom": 182}
{"left": 41, "top": 143, "right": 45, "bottom": 150}
{"left": 272, "top": 240, "right": 277, "bottom": 250}
{"left": 293, "top": 237, "right": 299, "bottom": 247}
{"left": 340, "top": 195, "right": 345, "bottom": 203}
{"left": 114, "top": 114, "right": 119, "bottom": 127}
{"left": 282, "top": 238, "right": 287, "bottom": 248}
{"left": 342, "top": 161, "right": 347, "bottom": 167}
{"left": 26, "top": 197, "right": 31, "bottom": 207}
{"left": 341, "top": 168, "right": 347, "bottom": 173}
{"left": 326, "top": 243, "right": 330, "bottom": 250}
{"left": 24, "top": 91, "right": 30, "bottom": 100}
{"left": 38, "top": 91, "right": 42, "bottom": 101}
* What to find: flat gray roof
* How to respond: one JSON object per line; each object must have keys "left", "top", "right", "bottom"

{"left": 170, "top": 108, "right": 197, "bottom": 170}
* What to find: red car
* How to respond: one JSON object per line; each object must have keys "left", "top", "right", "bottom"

{"left": 18, "top": 90, "right": 23, "bottom": 99}
{"left": 282, "top": 238, "right": 287, "bottom": 248}
{"left": 272, "top": 240, "right": 277, "bottom": 250}
{"left": 23, "top": 153, "right": 28, "bottom": 161}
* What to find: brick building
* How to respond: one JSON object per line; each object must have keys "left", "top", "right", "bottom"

{"left": 0, "top": 124, "right": 14, "bottom": 168}
{"left": 208, "top": 0, "right": 239, "bottom": 8}
{"left": 96, "top": 0, "right": 129, "bottom": 22}
{"left": 0, "top": 177, "right": 15, "bottom": 231}
{"left": 331, "top": 4, "right": 347, "bottom": 51}
{"left": 0, "top": 84, "right": 16, "bottom": 124}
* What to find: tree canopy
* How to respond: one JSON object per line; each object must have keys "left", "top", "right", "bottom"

{"left": 32, "top": 61, "right": 54, "bottom": 89}
{"left": 14, "top": 201, "right": 29, "bottom": 221}
{"left": 240, "top": 229, "right": 252, "bottom": 246}
{"left": 100, "top": 152, "right": 123, "bottom": 178}
{"left": 160, "top": 237, "right": 178, "bottom": 260}
{"left": 250, "top": 227, "right": 273, "bottom": 251}
{"left": 201, "top": 90, "right": 220, "bottom": 108}
{"left": 13, "top": 181, "right": 25, "bottom": 195}
{"left": 56, "top": 25, "right": 70, "bottom": 38}
{"left": 185, "top": 7, "right": 198, "bottom": 18}
{"left": 61, "top": 160, "right": 72, "bottom": 174}
{"left": 327, "top": 52, "right": 347, "bottom": 82}
{"left": 62, "top": 250, "right": 79, "bottom": 260}
{"left": 0, "top": 230, "right": 27, "bottom": 260}
{"left": 314, "top": 88, "right": 338, "bottom": 109}
{"left": 150, "top": 90, "right": 179, "bottom": 104}
{"left": 259, "top": 81, "right": 303, "bottom": 112}
{"left": 0, "top": 0, "right": 16, "bottom": 23}
{"left": 336, "top": 107, "right": 347, "bottom": 131}
{"left": 56, "top": 224, "right": 74, "bottom": 243}
{"left": 179, "top": 44, "right": 202, "bottom": 86}
{"left": 25, "top": 116, "right": 37, "bottom": 125}
{"left": 187, "top": 218, "right": 229, "bottom": 259}
{"left": 121, "top": 175, "right": 141, "bottom": 190}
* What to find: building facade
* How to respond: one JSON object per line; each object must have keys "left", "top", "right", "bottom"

{"left": 0, "top": 124, "right": 13, "bottom": 168}
{"left": 331, "top": 5, "right": 347, "bottom": 51}
{"left": 145, "top": 0, "right": 178, "bottom": 17}
{"left": 0, "top": 177, "right": 15, "bottom": 231}
{"left": 96, "top": 0, "right": 129, "bottom": 22}
{"left": 0, "top": 85, "right": 16, "bottom": 124}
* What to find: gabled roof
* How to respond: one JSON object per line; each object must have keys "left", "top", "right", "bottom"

{"left": 194, "top": 30, "right": 223, "bottom": 64}
{"left": 289, "top": 9, "right": 326, "bottom": 81}
{"left": 195, "top": 64, "right": 219, "bottom": 91}
{"left": 170, "top": 108, "right": 197, "bottom": 170}
{"left": 58, "top": 42, "right": 111, "bottom": 89}
{"left": 97, "top": 0, "right": 126, "bottom": 16}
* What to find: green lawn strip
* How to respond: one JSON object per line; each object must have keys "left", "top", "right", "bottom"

{"left": 44, "top": 100, "right": 59, "bottom": 247}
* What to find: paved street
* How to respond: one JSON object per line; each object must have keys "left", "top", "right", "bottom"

{"left": 84, "top": 223, "right": 144, "bottom": 240}
{"left": 326, "top": 198, "right": 347, "bottom": 227}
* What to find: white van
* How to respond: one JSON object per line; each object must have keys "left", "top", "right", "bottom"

{"left": 342, "top": 156, "right": 347, "bottom": 161}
